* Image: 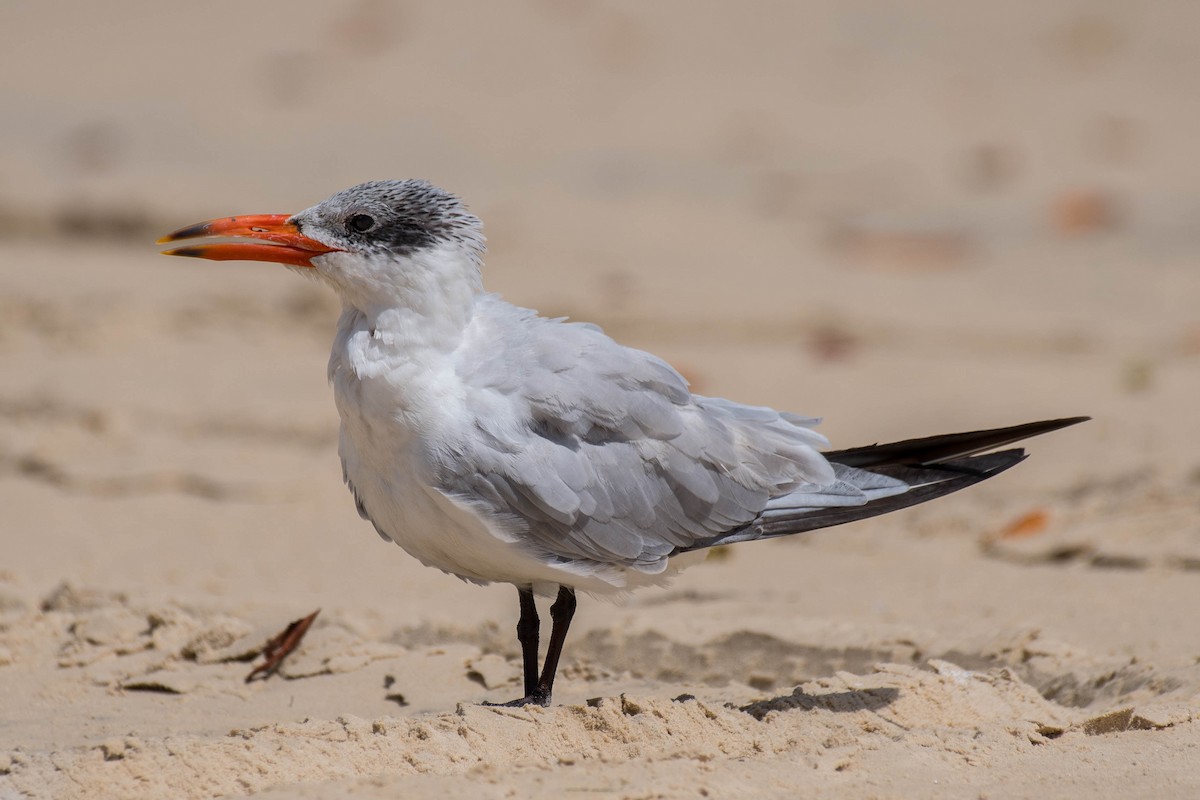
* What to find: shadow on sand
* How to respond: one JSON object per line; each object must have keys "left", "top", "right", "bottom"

{"left": 740, "top": 685, "right": 900, "bottom": 721}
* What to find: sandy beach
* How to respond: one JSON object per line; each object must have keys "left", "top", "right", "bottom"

{"left": 2, "top": 2, "right": 1199, "bottom": 797}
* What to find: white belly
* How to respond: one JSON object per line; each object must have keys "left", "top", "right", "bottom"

{"left": 339, "top": 418, "right": 705, "bottom": 595}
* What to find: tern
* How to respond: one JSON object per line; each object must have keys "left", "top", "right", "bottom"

{"left": 160, "top": 180, "right": 1086, "bottom": 707}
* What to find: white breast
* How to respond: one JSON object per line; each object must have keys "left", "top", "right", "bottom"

{"left": 328, "top": 311, "right": 587, "bottom": 592}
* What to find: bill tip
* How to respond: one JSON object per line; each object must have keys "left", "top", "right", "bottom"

{"left": 161, "top": 247, "right": 203, "bottom": 258}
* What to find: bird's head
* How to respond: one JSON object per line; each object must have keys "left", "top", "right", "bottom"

{"left": 160, "top": 180, "right": 486, "bottom": 313}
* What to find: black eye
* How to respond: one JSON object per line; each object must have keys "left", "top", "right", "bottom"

{"left": 347, "top": 214, "right": 376, "bottom": 233}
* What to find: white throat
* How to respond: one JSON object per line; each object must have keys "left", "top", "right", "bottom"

{"left": 317, "top": 242, "right": 483, "bottom": 349}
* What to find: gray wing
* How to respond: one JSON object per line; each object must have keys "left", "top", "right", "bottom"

{"left": 432, "top": 302, "right": 895, "bottom": 574}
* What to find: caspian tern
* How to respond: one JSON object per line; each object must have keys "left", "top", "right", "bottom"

{"left": 160, "top": 179, "right": 1086, "bottom": 706}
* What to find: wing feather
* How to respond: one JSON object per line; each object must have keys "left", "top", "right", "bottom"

{"left": 431, "top": 301, "right": 846, "bottom": 573}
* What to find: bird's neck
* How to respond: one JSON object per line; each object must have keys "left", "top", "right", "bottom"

{"left": 329, "top": 251, "right": 482, "bottom": 435}
{"left": 330, "top": 245, "right": 483, "bottom": 350}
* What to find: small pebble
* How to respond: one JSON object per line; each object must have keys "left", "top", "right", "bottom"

{"left": 100, "top": 738, "right": 126, "bottom": 760}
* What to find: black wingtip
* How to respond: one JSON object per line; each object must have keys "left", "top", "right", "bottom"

{"left": 1022, "top": 416, "right": 1091, "bottom": 433}
{"left": 825, "top": 416, "right": 1090, "bottom": 469}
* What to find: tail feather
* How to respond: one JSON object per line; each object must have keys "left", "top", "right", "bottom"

{"left": 673, "top": 417, "right": 1087, "bottom": 554}
{"left": 753, "top": 450, "right": 1025, "bottom": 538}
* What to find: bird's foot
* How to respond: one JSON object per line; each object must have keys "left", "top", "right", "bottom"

{"left": 481, "top": 690, "right": 551, "bottom": 708}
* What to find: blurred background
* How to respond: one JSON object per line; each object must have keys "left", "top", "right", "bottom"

{"left": 0, "top": 1, "right": 1197, "bottom": 608}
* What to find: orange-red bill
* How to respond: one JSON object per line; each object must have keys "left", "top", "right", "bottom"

{"left": 158, "top": 214, "right": 340, "bottom": 269}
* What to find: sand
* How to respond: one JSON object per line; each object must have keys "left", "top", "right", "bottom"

{"left": 2, "top": 2, "right": 1199, "bottom": 797}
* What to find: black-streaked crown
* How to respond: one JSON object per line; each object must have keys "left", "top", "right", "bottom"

{"left": 297, "top": 179, "right": 484, "bottom": 260}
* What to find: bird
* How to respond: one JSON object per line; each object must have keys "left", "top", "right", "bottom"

{"left": 159, "top": 179, "right": 1087, "bottom": 707}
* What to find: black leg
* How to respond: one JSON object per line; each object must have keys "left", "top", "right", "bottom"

{"left": 534, "top": 586, "right": 577, "bottom": 705}
{"left": 515, "top": 587, "right": 539, "bottom": 697}
{"left": 482, "top": 585, "right": 577, "bottom": 708}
